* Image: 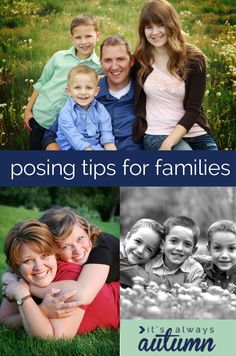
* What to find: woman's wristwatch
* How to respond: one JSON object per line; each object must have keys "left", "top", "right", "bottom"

{"left": 16, "top": 295, "right": 31, "bottom": 306}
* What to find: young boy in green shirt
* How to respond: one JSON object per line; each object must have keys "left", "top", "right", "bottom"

{"left": 23, "top": 14, "right": 102, "bottom": 149}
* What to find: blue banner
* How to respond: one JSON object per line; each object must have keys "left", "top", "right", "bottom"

{"left": 0, "top": 151, "right": 235, "bottom": 186}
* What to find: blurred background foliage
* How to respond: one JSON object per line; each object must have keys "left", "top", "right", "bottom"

{"left": 0, "top": 187, "right": 119, "bottom": 221}
{"left": 120, "top": 187, "right": 236, "bottom": 249}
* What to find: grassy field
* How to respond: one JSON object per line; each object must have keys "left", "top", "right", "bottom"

{"left": 0, "top": 0, "right": 235, "bottom": 149}
{"left": 0, "top": 204, "right": 119, "bottom": 356}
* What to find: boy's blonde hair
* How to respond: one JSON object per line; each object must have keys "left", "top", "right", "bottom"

{"left": 4, "top": 220, "right": 58, "bottom": 273}
{"left": 67, "top": 65, "right": 98, "bottom": 85}
{"left": 164, "top": 216, "right": 200, "bottom": 247}
{"left": 70, "top": 14, "right": 99, "bottom": 34}
{"left": 208, "top": 220, "right": 236, "bottom": 246}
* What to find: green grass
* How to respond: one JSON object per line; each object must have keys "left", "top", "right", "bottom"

{"left": 0, "top": 204, "right": 119, "bottom": 355}
{"left": 0, "top": 0, "right": 235, "bottom": 149}
{"left": 0, "top": 325, "right": 119, "bottom": 356}
{"left": 93, "top": 218, "right": 120, "bottom": 237}
{"left": 0, "top": 204, "right": 119, "bottom": 241}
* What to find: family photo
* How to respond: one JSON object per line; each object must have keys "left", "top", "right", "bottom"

{"left": 1, "top": 0, "right": 235, "bottom": 150}
{"left": 0, "top": 187, "right": 119, "bottom": 355}
{"left": 120, "top": 187, "right": 236, "bottom": 319}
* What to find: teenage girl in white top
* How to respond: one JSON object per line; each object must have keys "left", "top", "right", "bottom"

{"left": 133, "top": 0, "right": 217, "bottom": 150}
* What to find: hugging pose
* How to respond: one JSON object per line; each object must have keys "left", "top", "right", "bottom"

{"left": 0, "top": 207, "right": 119, "bottom": 339}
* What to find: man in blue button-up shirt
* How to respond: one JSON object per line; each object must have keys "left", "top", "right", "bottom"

{"left": 43, "top": 35, "right": 143, "bottom": 150}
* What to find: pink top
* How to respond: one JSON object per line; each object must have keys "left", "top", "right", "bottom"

{"left": 144, "top": 66, "right": 206, "bottom": 137}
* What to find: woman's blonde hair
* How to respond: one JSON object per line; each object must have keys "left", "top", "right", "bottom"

{"left": 4, "top": 220, "right": 58, "bottom": 272}
{"left": 40, "top": 206, "right": 102, "bottom": 246}
{"left": 134, "top": 0, "right": 206, "bottom": 85}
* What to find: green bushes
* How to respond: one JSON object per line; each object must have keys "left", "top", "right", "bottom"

{"left": 0, "top": 187, "right": 119, "bottom": 221}
{"left": 0, "top": 0, "right": 38, "bottom": 29}
{"left": 37, "top": 0, "right": 63, "bottom": 16}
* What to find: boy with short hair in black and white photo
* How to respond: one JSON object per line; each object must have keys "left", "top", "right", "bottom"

{"left": 201, "top": 220, "right": 236, "bottom": 290}
{"left": 145, "top": 216, "right": 204, "bottom": 289}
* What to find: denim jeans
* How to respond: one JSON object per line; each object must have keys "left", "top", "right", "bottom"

{"left": 144, "top": 134, "right": 218, "bottom": 151}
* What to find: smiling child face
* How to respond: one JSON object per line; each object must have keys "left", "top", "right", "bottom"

{"left": 144, "top": 23, "right": 168, "bottom": 49}
{"left": 66, "top": 73, "right": 99, "bottom": 110}
{"left": 163, "top": 225, "right": 196, "bottom": 270}
{"left": 71, "top": 25, "right": 99, "bottom": 60}
{"left": 209, "top": 231, "right": 236, "bottom": 271}
{"left": 124, "top": 226, "right": 161, "bottom": 265}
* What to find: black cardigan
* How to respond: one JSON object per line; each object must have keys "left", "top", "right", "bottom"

{"left": 132, "top": 58, "right": 211, "bottom": 142}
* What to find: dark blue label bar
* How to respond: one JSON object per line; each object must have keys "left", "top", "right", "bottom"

{"left": 0, "top": 151, "right": 235, "bottom": 186}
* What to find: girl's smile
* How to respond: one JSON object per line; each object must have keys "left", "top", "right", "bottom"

{"left": 144, "top": 24, "right": 168, "bottom": 48}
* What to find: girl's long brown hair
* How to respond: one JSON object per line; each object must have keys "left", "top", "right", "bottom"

{"left": 134, "top": 0, "right": 206, "bottom": 85}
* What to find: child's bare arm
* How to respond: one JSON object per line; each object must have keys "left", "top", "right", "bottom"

{"left": 23, "top": 90, "right": 39, "bottom": 131}
{"left": 159, "top": 125, "right": 187, "bottom": 150}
